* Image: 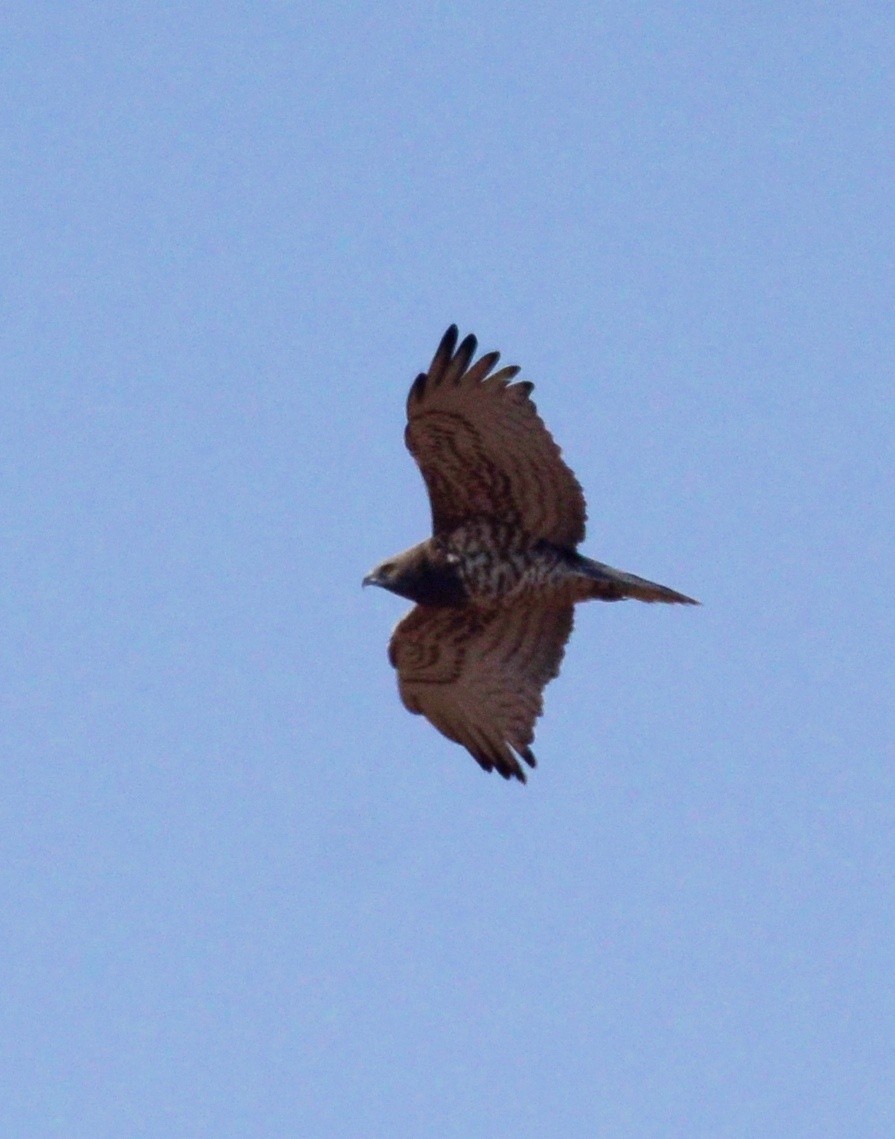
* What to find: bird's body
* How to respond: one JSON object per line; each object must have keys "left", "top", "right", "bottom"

{"left": 376, "top": 523, "right": 695, "bottom": 609}
{"left": 364, "top": 326, "right": 697, "bottom": 783}
{"left": 379, "top": 524, "right": 574, "bottom": 607}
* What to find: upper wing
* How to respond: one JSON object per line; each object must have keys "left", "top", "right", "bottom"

{"left": 388, "top": 600, "right": 575, "bottom": 782}
{"left": 405, "top": 326, "right": 587, "bottom": 547}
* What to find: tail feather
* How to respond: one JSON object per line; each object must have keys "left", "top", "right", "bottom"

{"left": 578, "top": 557, "right": 699, "bottom": 605}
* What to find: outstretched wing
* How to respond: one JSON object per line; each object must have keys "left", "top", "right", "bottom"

{"left": 405, "top": 326, "right": 587, "bottom": 548}
{"left": 388, "top": 600, "right": 575, "bottom": 782}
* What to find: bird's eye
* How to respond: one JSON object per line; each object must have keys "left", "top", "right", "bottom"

{"left": 380, "top": 563, "right": 395, "bottom": 577}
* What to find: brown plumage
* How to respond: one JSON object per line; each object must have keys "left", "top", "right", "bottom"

{"left": 364, "top": 325, "right": 698, "bottom": 783}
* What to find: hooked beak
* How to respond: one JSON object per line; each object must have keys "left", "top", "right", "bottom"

{"left": 362, "top": 571, "right": 378, "bottom": 588}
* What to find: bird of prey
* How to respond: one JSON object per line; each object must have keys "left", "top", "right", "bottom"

{"left": 363, "top": 326, "right": 697, "bottom": 783}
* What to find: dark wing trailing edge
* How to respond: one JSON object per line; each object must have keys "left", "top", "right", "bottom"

{"left": 405, "top": 326, "right": 588, "bottom": 547}
{"left": 388, "top": 600, "right": 575, "bottom": 782}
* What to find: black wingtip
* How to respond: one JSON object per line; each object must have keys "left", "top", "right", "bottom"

{"left": 473, "top": 746, "right": 528, "bottom": 784}
{"left": 501, "top": 752, "right": 532, "bottom": 783}
{"left": 429, "top": 325, "right": 459, "bottom": 375}
{"left": 446, "top": 333, "right": 478, "bottom": 384}
{"left": 408, "top": 371, "right": 428, "bottom": 403}
{"left": 518, "top": 746, "right": 537, "bottom": 770}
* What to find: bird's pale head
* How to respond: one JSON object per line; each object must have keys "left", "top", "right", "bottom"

{"left": 363, "top": 541, "right": 467, "bottom": 607}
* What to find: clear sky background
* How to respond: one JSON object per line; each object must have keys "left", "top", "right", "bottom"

{"left": 3, "top": 4, "right": 893, "bottom": 1137}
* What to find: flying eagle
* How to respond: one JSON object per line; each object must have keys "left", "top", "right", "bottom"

{"left": 364, "top": 326, "right": 697, "bottom": 783}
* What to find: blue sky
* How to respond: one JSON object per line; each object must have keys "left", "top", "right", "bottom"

{"left": 2, "top": 4, "right": 893, "bottom": 1136}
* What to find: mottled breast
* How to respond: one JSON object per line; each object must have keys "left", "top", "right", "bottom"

{"left": 441, "top": 518, "right": 573, "bottom": 604}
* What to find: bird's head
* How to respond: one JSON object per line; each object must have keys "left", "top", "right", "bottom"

{"left": 362, "top": 558, "right": 401, "bottom": 593}
{"left": 363, "top": 541, "right": 466, "bottom": 607}
{"left": 362, "top": 543, "right": 428, "bottom": 601}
